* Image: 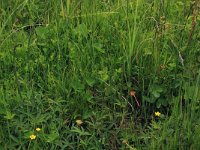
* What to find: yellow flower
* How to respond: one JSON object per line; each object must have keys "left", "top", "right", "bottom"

{"left": 36, "top": 128, "right": 41, "bottom": 132}
{"left": 76, "top": 119, "right": 83, "bottom": 125}
{"left": 30, "top": 134, "right": 36, "bottom": 140}
{"left": 155, "top": 111, "right": 161, "bottom": 117}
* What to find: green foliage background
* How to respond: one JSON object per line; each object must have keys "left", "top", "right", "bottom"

{"left": 0, "top": 0, "right": 200, "bottom": 149}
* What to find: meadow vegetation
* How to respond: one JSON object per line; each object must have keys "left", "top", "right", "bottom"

{"left": 0, "top": 0, "right": 200, "bottom": 149}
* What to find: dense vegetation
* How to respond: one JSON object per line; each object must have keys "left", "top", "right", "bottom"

{"left": 0, "top": 0, "right": 200, "bottom": 149}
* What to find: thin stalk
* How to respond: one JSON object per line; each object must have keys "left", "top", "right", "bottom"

{"left": 127, "top": 0, "right": 139, "bottom": 78}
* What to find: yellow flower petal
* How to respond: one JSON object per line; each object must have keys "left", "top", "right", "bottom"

{"left": 155, "top": 111, "right": 161, "bottom": 117}
{"left": 36, "top": 128, "right": 41, "bottom": 132}
{"left": 30, "top": 134, "right": 36, "bottom": 140}
{"left": 76, "top": 119, "right": 83, "bottom": 125}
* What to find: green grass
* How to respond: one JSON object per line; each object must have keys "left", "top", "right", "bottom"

{"left": 0, "top": 0, "right": 200, "bottom": 149}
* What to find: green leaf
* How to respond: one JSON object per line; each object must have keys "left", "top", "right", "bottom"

{"left": 98, "top": 69, "right": 109, "bottom": 81}
{"left": 74, "top": 24, "right": 88, "bottom": 37}
{"left": 85, "top": 76, "right": 95, "bottom": 87}
{"left": 151, "top": 121, "right": 161, "bottom": 130}
{"left": 0, "top": 105, "right": 6, "bottom": 115}
{"left": 150, "top": 85, "right": 163, "bottom": 98}
{"left": 9, "top": 135, "right": 19, "bottom": 143}
{"left": 152, "top": 91, "right": 160, "bottom": 98}
{"left": 156, "top": 100, "right": 161, "bottom": 108}
{"left": 93, "top": 43, "right": 105, "bottom": 53}
{"left": 102, "top": 74, "right": 109, "bottom": 81}
{"left": 184, "top": 85, "right": 200, "bottom": 100}
{"left": 71, "top": 127, "right": 91, "bottom": 136}
{"left": 71, "top": 78, "right": 85, "bottom": 92}
{"left": 168, "top": 63, "right": 176, "bottom": 70}
{"left": 198, "top": 55, "right": 200, "bottom": 63}
{"left": 84, "top": 91, "right": 94, "bottom": 103}
{"left": 31, "top": 114, "right": 50, "bottom": 124}
{"left": 35, "top": 26, "right": 49, "bottom": 39}
{"left": 4, "top": 111, "right": 15, "bottom": 120}
{"left": 44, "top": 132, "right": 59, "bottom": 143}
{"left": 143, "top": 96, "right": 156, "bottom": 103}
{"left": 0, "top": 52, "right": 5, "bottom": 58}
{"left": 143, "top": 48, "right": 152, "bottom": 56}
{"left": 23, "top": 131, "right": 34, "bottom": 139}
{"left": 157, "top": 98, "right": 168, "bottom": 107}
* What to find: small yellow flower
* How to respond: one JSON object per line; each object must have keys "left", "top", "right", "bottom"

{"left": 76, "top": 119, "right": 83, "bottom": 125}
{"left": 36, "top": 128, "right": 41, "bottom": 132}
{"left": 155, "top": 111, "right": 161, "bottom": 117}
{"left": 30, "top": 134, "right": 36, "bottom": 140}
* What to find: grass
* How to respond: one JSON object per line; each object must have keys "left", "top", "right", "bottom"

{"left": 0, "top": 0, "right": 200, "bottom": 149}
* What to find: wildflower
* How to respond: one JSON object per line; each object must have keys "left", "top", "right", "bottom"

{"left": 36, "top": 128, "right": 41, "bottom": 132}
{"left": 122, "top": 139, "right": 128, "bottom": 144}
{"left": 160, "top": 16, "right": 166, "bottom": 21}
{"left": 130, "top": 90, "right": 136, "bottom": 97}
{"left": 160, "top": 65, "right": 165, "bottom": 70}
{"left": 155, "top": 111, "right": 161, "bottom": 117}
{"left": 130, "top": 90, "right": 141, "bottom": 107}
{"left": 63, "top": 119, "right": 69, "bottom": 125}
{"left": 76, "top": 119, "right": 83, "bottom": 125}
{"left": 30, "top": 134, "right": 36, "bottom": 140}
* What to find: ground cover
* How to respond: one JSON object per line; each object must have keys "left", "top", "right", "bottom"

{"left": 0, "top": 0, "right": 200, "bottom": 149}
